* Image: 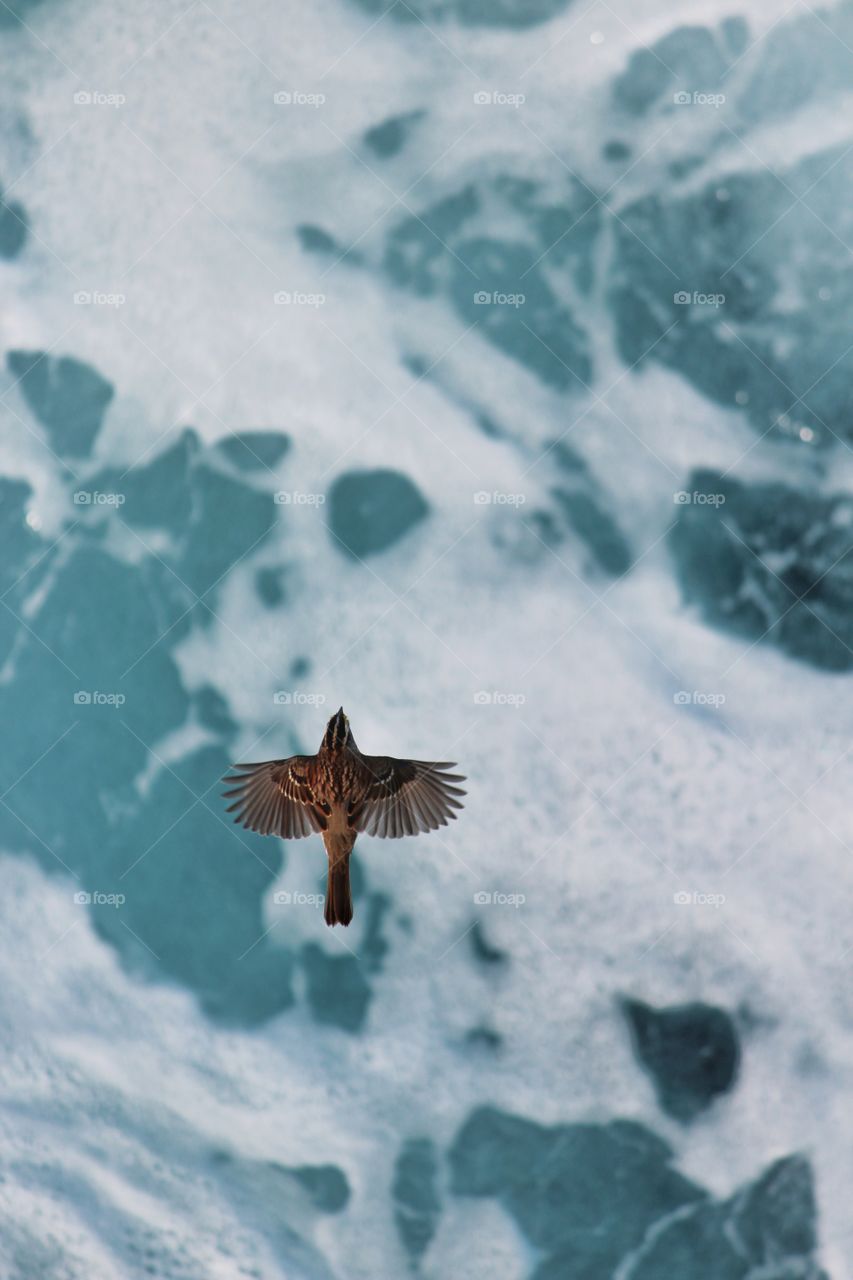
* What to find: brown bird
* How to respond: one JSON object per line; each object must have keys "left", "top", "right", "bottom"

{"left": 222, "top": 708, "right": 466, "bottom": 927}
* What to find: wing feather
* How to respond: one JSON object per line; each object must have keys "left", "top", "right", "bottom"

{"left": 223, "top": 756, "right": 322, "bottom": 838}
{"left": 353, "top": 757, "right": 466, "bottom": 839}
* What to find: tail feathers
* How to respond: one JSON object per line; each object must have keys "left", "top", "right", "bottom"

{"left": 325, "top": 855, "right": 353, "bottom": 927}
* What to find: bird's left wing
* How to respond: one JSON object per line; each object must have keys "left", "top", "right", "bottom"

{"left": 351, "top": 757, "right": 466, "bottom": 838}
{"left": 223, "top": 757, "right": 324, "bottom": 837}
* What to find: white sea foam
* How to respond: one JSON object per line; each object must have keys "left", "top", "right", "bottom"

{"left": 0, "top": 0, "right": 851, "bottom": 1275}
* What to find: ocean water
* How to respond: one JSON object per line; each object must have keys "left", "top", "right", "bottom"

{"left": 0, "top": 0, "right": 851, "bottom": 1276}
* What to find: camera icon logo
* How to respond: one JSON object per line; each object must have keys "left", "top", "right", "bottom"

{"left": 473, "top": 291, "right": 491, "bottom": 304}
{"left": 73, "top": 491, "right": 92, "bottom": 505}
{"left": 473, "top": 491, "right": 492, "bottom": 505}
{"left": 473, "top": 91, "right": 492, "bottom": 105}
{"left": 73, "top": 90, "right": 93, "bottom": 105}
{"left": 673, "top": 91, "right": 692, "bottom": 105}
{"left": 674, "top": 290, "right": 691, "bottom": 304}
{"left": 673, "top": 890, "right": 692, "bottom": 904}
{"left": 74, "top": 691, "right": 92, "bottom": 705}
{"left": 273, "top": 691, "right": 292, "bottom": 704}
{"left": 673, "top": 690, "right": 691, "bottom": 705}
{"left": 473, "top": 891, "right": 492, "bottom": 904}
{"left": 273, "top": 891, "right": 292, "bottom": 904}
{"left": 473, "top": 690, "right": 492, "bottom": 705}
{"left": 74, "top": 891, "right": 92, "bottom": 904}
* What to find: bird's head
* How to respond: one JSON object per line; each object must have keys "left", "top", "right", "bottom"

{"left": 322, "top": 706, "right": 352, "bottom": 753}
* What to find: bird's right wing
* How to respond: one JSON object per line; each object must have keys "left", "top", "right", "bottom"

{"left": 351, "top": 756, "right": 466, "bottom": 838}
{"left": 222, "top": 757, "right": 324, "bottom": 838}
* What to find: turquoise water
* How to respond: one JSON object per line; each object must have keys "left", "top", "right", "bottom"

{"left": 0, "top": 0, "right": 849, "bottom": 1275}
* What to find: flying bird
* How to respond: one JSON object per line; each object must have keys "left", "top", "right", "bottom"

{"left": 223, "top": 708, "right": 466, "bottom": 927}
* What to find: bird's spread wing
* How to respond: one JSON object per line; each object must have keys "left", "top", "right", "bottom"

{"left": 351, "top": 757, "right": 466, "bottom": 838}
{"left": 222, "top": 757, "right": 324, "bottom": 838}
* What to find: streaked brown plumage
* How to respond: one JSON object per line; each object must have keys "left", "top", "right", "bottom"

{"left": 222, "top": 707, "right": 466, "bottom": 927}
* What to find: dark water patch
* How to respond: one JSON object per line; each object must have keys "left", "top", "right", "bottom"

{"left": 328, "top": 468, "right": 428, "bottom": 559}
{"left": 737, "top": 1, "right": 853, "bottom": 126}
{"left": 473, "top": 411, "right": 504, "bottom": 439}
{"left": 449, "top": 1106, "right": 824, "bottom": 1280}
{"left": 361, "top": 890, "right": 392, "bottom": 973}
{"left": 392, "top": 1138, "right": 441, "bottom": 1266}
{"left": 363, "top": 110, "right": 425, "bottom": 159}
{"left": 670, "top": 469, "right": 853, "bottom": 669}
{"left": 0, "top": 188, "right": 27, "bottom": 258}
{"left": 0, "top": 424, "right": 304, "bottom": 1024}
{"left": 465, "top": 1026, "right": 502, "bottom": 1051}
{"left": 384, "top": 185, "right": 479, "bottom": 296}
{"left": 0, "top": 536, "right": 296, "bottom": 1023}
{"left": 93, "top": 428, "right": 198, "bottom": 537}
{"left": 621, "top": 996, "right": 740, "bottom": 1121}
{"left": 349, "top": 0, "right": 571, "bottom": 27}
{"left": 7, "top": 350, "right": 114, "bottom": 457}
{"left": 300, "top": 942, "right": 371, "bottom": 1033}
{"left": 382, "top": 171, "right": 599, "bottom": 390}
{"left": 207, "top": 1150, "right": 349, "bottom": 1276}
{"left": 0, "top": 0, "right": 45, "bottom": 28}
{"left": 551, "top": 489, "right": 632, "bottom": 576}
{"left": 603, "top": 139, "right": 631, "bottom": 163}
{"left": 631, "top": 1155, "right": 824, "bottom": 1280}
{"left": 193, "top": 684, "right": 238, "bottom": 739}
{"left": 609, "top": 143, "right": 853, "bottom": 444}
{"left": 401, "top": 353, "right": 429, "bottom": 379}
{"left": 97, "top": 744, "right": 294, "bottom": 1027}
{"left": 178, "top": 461, "right": 278, "bottom": 599}
{"left": 469, "top": 919, "right": 508, "bottom": 966}
{"left": 0, "top": 476, "right": 54, "bottom": 665}
{"left": 297, "top": 224, "right": 337, "bottom": 253}
{"left": 450, "top": 1108, "right": 704, "bottom": 1274}
{"left": 290, "top": 1164, "right": 351, "bottom": 1213}
{"left": 255, "top": 564, "right": 288, "bottom": 607}
{"left": 627, "top": 1199, "right": 747, "bottom": 1280}
{"left": 612, "top": 24, "right": 733, "bottom": 115}
{"left": 730, "top": 1155, "right": 817, "bottom": 1261}
{"left": 451, "top": 238, "right": 591, "bottom": 391}
{"left": 214, "top": 430, "right": 290, "bottom": 473}
{"left": 90, "top": 428, "right": 278, "bottom": 608}
{"left": 529, "top": 439, "right": 632, "bottom": 576}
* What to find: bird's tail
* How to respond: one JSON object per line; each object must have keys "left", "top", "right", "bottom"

{"left": 325, "top": 854, "right": 353, "bottom": 927}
